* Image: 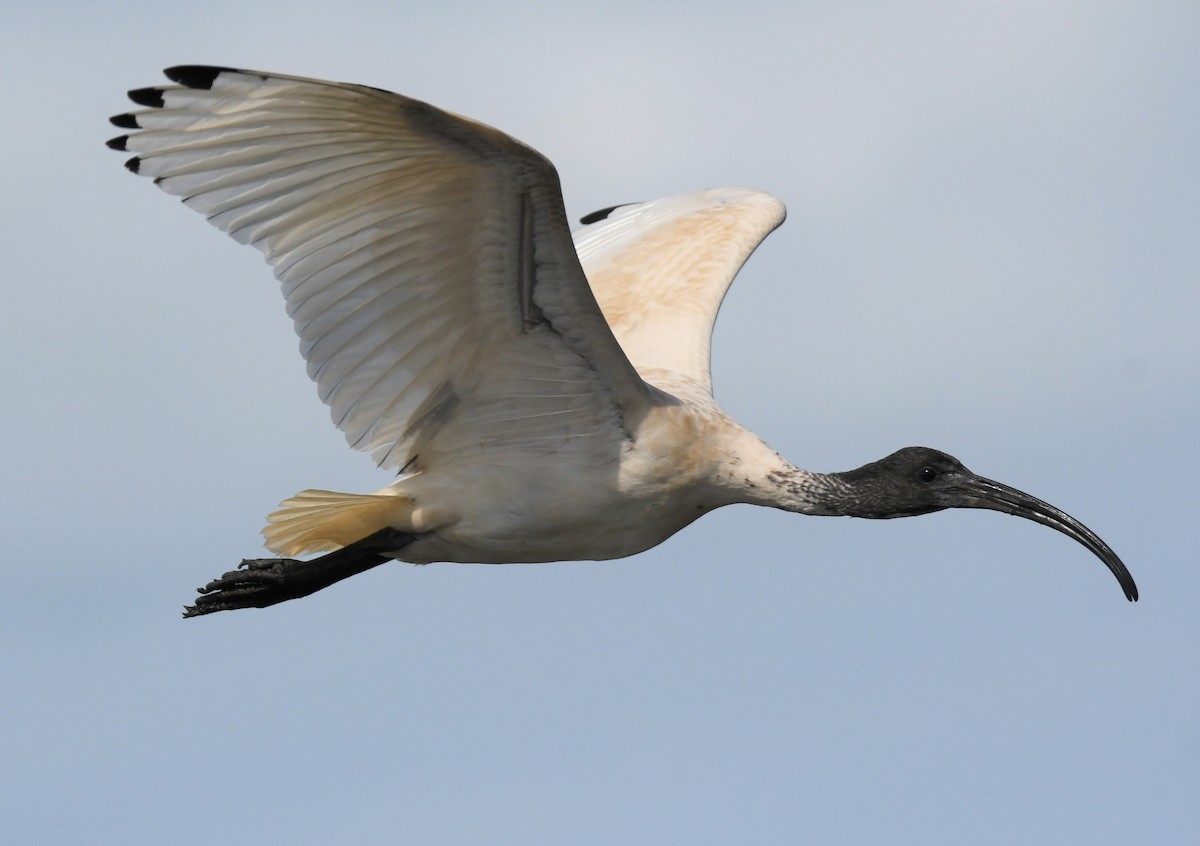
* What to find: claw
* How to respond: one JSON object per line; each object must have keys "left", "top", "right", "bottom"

{"left": 182, "top": 528, "right": 414, "bottom": 618}
{"left": 184, "top": 557, "right": 304, "bottom": 616}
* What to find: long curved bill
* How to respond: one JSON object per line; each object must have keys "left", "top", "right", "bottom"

{"left": 958, "top": 475, "right": 1138, "bottom": 601}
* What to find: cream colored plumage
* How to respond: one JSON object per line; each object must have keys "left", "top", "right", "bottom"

{"left": 109, "top": 67, "right": 1137, "bottom": 614}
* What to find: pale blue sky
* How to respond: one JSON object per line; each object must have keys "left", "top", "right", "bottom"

{"left": 3, "top": 2, "right": 1197, "bottom": 843}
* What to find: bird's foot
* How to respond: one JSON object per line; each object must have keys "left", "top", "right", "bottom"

{"left": 182, "top": 528, "right": 415, "bottom": 618}
{"left": 183, "top": 557, "right": 311, "bottom": 617}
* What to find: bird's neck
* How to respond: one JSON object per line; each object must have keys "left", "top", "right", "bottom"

{"left": 739, "top": 452, "right": 940, "bottom": 520}
{"left": 720, "top": 435, "right": 851, "bottom": 517}
{"left": 756, "top": 463, "right": 854, "bottom": 516}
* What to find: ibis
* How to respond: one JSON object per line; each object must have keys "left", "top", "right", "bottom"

{"left": 106, "top": 66, "right": 1138, "bottom": 616}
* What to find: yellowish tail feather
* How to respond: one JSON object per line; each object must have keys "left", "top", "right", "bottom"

{"left": 263, "top": 489, "right": 410, "bottom": 557}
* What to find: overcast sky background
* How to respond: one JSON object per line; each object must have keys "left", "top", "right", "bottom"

{"left": 3, "top": 2, "right": 1197, "bottom": 843}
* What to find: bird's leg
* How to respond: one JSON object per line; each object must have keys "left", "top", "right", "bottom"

{"left": 183, "top": 527, "right": 414, "bottom": 618}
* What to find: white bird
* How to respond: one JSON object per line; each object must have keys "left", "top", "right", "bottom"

{"left": 107, "top": 66, "right": 1137, "bottom": 615}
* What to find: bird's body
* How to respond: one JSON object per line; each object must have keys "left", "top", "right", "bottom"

{"left": 382, "top": 397, "right": 752, "bottom": 564}
{"left": 107, "top": 66, "right": 1137, "bottom": 614}
{"left": 269, "top": 364, "right": 812, "bottom": 566}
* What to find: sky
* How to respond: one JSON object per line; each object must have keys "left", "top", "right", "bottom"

{"left": 3, "top": 1, "right": 1197, "bottom": 843}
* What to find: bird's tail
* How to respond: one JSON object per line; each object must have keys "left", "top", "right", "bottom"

{"left": 262, "top": 489, "right": 412, "bottom": 557}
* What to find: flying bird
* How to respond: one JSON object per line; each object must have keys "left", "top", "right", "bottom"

{"left": 106, "top": 66, "right": 1138, "bottom": 616}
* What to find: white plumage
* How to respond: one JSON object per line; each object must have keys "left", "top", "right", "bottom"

{"left": 115, "top": 67, "right": 790, "bottom": 560}
{"left": 109, "top": 67, "right": 1137, "bottom": 614}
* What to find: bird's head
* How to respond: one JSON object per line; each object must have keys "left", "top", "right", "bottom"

{"left": 830, "top": 446, "right": 1138, "bottom": 601}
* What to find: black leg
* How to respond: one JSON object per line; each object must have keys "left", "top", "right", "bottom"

{"left": 183, "top": 527, "right": 415, "bottom": 617}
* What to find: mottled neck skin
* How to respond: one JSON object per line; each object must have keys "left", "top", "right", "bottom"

{"left": 716, "top": 432, "right": 855, "bottom": 517}
{"left": 728, "top": 445, "right": 936, "bottom": 520}
{"left": 669, "top": 394, "right": 936, "bottom": 521}
{"left": 759, "top": 463, "right": 858, "bottom": 516}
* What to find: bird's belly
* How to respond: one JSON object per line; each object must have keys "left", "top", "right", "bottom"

{"left": 391, "top": 400, "right": 740, "bottom": 565}
{"left": 397, "top": 472, "right": 709, "bottom": 564}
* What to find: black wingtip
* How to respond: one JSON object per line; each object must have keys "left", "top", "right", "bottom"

{"left": 127, "top": 87, "right": 164, "bottom": 108}
{"left": 124, "top": 156, "right": 141, "bottom": 174}
{"left": 106, "top": 135, "right": 128, "bottom": 151}
{"left": 109, "top": 113, "right": 139, "bottom": 129}
{"left": 164, "top": 65, "right": 239, "bottom": 89}
{"left": 579, "top": 203, "right": 630, "bottom": 225}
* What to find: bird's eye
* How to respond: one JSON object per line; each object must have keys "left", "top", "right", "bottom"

{"left": 917, "top": 466, "right": 938, "bottom": 483}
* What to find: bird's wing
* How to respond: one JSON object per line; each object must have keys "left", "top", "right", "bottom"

{"left": 110, "top": 66, "right": 653, "bottom": 471}
{"left": 573, "top": 188, "right": 786, "bottom": 397}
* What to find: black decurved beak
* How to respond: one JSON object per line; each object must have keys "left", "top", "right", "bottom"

{"left": 951, "top": 474, "right": 1138, "bottom": 601}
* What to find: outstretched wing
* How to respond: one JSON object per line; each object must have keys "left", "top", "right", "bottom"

{"left": 573, "top": 188, "right": 786, "bottom": 396}
{"left": 110, "top": 66, "right": 652, "bottom": 471}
